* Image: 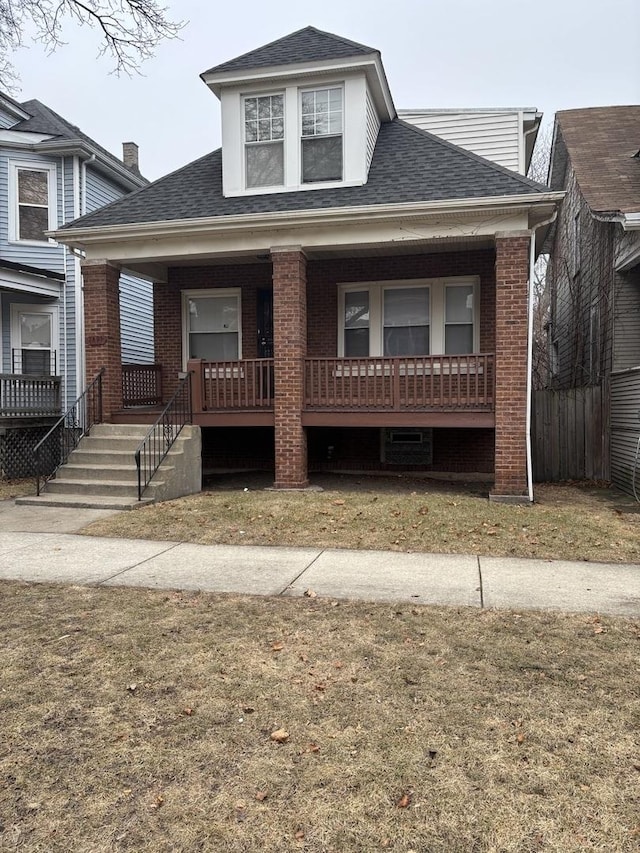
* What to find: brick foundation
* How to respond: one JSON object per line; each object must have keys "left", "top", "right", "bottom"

{"left": 82, "top": 260, "right": 123, "bottom": 420}
{"left": 493, "top": 235, "right": 531, "bottom": 497}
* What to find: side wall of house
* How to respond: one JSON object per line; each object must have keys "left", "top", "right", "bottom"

{"left": 546, "top": 166, "right": 614, "bottom": 388}
{"left": 613, "top": 229, "right": 640, "bottom": 372}
{"left": 84, "top": 166, "right": 154, "bottom": 363}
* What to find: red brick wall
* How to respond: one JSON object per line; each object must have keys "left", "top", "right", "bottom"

{"left": 494, "top": 236, "right": 530, "bottom": 495}
{"left": 82, "top": 261, "right": 122, "bottom": 420}
{"left": 307, "top": 250, "right": 496, "bottom": 356}
{"left": 272, "top": 250, "right": 308, "bottom": 488}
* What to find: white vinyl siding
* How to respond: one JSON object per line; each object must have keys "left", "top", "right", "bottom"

{"left": 399, "top": 110, "right": 521, "bottom": 173}
{"left": 613, "top": 267, "right": 640, "bottom": 372}
{"left": 0, "top": 109, "right": 18, "bottom": 129}
{"left": 365, "top": 88, "right": 380, "bottom": 173}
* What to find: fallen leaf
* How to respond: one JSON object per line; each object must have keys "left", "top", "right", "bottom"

{"left": 149, "top": 795, "right": 164, "bottom": 810}
{"left": 271, "top": 642, "right": 284, "bottom": 652}
{"left": 304, "top": 589, "right": 317, "bottom": 598}
{"left": 332, "top": 499, "right": 345, "bottom": 506}
{"left": 126, "top": 683, "right": 137, "bottom": 693}
{"left": 235, "top": 800, "right": 246, "bottom": 810}
{"left": 295, "top": 829, "right": 305, "bottom": 841}
{"left": 255, "top": 790, "right": 268, "bottom": 801}
{"left": 270, "top": 728, "right": 289, "bottom": 744}
{"left": 397, "top": 792, "right": 412, "bottom": 808}
{"left": 593, "top": 626, "right": 606, "bottom": 635}
{"left": 517, "top": 733, "right": 525, "bottom": 744}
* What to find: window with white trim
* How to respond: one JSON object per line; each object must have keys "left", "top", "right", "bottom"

{"left": 10, "top": 162, "right": 57, "bottom": 243}
{"left": 244, "top": 93, "right": 285, "bottom": 188}
{"left": 339, "top": 278, "right": 480, "bottom": 357}
{"left": 183, "top": 289, "right": 242, "bottom": 364}
{"left": 301, "top": 86, "right": 343, "bottom": 183}
{"left": 10, "top": 303, "right": 59, "bottom": 374}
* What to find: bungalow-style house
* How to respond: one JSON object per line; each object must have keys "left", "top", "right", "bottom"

{"left": 541, "top": 106, "right": 640, "bottom": 494}
{"left": 43, "top": 26, "right": 562, "bottom": 503}
{"left": 0, "top": 92, "right": 153, "bottom": 476}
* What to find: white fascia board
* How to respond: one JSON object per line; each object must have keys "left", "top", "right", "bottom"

{"left": 35, "top": 138, "right": 148, "bottom": 190}
{"left": 0, "top": 267, "right": 62, "bottom": 298}
{"left": 51, "top": 191, "right": 564, "bottom": 248}
{"left": 621, "top": 212, "right": 640, "bottom": 230}
{"left": 202, "top": 54, "right": 395, "bottom": 120}
{"left": 0, "top": 129, "right": 55, "bottom": 145}
{"left": 0, "top": 95, "right": 30, "bottom": 122}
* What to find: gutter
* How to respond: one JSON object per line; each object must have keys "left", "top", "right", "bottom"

{"left": 51, "top": 191, "right": 565, "bottom": 246}
{"left": 35, "top": 138, "right": 148, "bottom": 191}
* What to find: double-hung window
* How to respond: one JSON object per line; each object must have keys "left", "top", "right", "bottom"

{"left": 244, "top": 94, "right": 285, "bottom": 188}
{"left": 301, "top": 87, "right": 343, "bottom": 183}
{"left": 10, "top": 162, "right": 57, "bottom": 243}
{"left": 183, "top": 289, "right": 241, "bottom": 363}
{"left": 339, "top": 278, "right": 479, "bottom": 357}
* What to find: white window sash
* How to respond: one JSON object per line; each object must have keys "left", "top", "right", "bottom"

{"left": 9, "top": 160, "right": 58, "bottom": 245}
{"left": 181, "top": 288, "right": 242, "bottom": 369}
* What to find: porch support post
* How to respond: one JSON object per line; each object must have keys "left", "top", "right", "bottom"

{"left": 491, "top": 233, "right": 531, "bottom": 502}
{"left": 271, "top": 246, "right": 308, "bottom": 488}
{"left": 81, "top": 259, "right": 122, "bottom": 421}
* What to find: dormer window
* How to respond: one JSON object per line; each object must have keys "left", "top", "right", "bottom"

{"left": 244, "top": 94, "right": 285, "bottom": 188}
{"left": 301, "top": 87, "right": 343, "bottom": 183}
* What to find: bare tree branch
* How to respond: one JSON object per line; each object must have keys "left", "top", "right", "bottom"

{"left": 0, "top": 0, "right": 184, "bottom": 91}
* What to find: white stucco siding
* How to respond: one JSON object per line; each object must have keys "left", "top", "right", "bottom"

{"left": 400, "top": 110, "right": 522, "bottom": 173}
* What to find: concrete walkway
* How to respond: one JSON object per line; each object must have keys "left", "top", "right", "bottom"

{"left": 1, "top": 501, "right": 639, "bottom": 617}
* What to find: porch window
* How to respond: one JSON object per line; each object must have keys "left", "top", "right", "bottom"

{"left": 339, "top": 277, "right": 479, "bottom": 357}
{"left": 244, "top": 94, "right": 285, "bottom": 188}
{"left": 183, "top": 289, "right": 241, "bottom": 363}
{"left": 301, "top": 87, "right": 343, "bottom": 183}
{"left": 10, "top": 162, "right": 57, "bottom": 243}
{"left": 10, "top": 304, "right": 58, "bottom": 374}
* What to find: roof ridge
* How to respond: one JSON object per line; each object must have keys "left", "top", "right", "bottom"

{"left": 303, "top": 25, "right": 377, "bottom": 55}
{"left": 395, "top": 118, "right": 548, "bottom": 192}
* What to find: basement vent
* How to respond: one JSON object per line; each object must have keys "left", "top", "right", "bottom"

{"left": 381, "top": 428, "right": 433, "bottom": 465}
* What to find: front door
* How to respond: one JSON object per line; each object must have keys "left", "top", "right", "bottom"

{"left": 257, "top": 288, "right": 273, "bottom": 358}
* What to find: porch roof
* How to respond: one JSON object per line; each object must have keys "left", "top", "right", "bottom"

{"left": 59, "top": 120, "right": 549, "bottom": 234}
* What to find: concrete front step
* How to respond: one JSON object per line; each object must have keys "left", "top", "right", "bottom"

{"left": 68, "top": 449, "right": 138, "bottom": 466}
{"left": 90, "top": 423, "right": 151, "bottom": 438}
{"left": 57, "top": 463, "right": 175, "bottom": 483}
{"left": 16, "top": 493, "right": 153, "bottom": 511}
{"left": 45, "top": 477, "right": 163, "bottom": 498}
{"left": 79, "top": 436, "right": 146, "bottom": 452}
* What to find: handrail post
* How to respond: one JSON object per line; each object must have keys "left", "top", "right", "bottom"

{"left": 187, "top": 359, "right": 204, "bottom": 413}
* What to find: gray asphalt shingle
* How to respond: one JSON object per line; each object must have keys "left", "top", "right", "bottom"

{"left": 202, "top": 26, "right": 377, "bottom": 76}
{"left": 61, "top": 120, "right": 548, "bottom": 232}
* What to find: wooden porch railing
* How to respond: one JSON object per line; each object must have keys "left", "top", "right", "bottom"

{"left": 304, "top": 355, "right": 495, "bottom": 410}
{"left": 189, "top": 358, "right": 274, "bottom": 411}
{"left": 122, "top": 363, "right": 163, "bottom": 407}
{"left": 187, "top": 355, "right": 495, "bottom": 414}
{"left": 0, "top": 373, "right": 62, "bottom": 418}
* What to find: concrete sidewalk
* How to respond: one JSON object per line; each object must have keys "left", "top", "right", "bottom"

{"left": 0, "top": 502, "right": 639, "bottom": 617}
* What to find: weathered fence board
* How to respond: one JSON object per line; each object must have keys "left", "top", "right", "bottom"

{"left": 532, "top": 384, "right": 609, "bottom": 482}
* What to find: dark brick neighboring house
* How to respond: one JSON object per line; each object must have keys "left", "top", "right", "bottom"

{"left": 54, "top": 26, "right": 563, "bottom": 501}
{"left": 542, "top": 106, "right": 640, "bottom": 492}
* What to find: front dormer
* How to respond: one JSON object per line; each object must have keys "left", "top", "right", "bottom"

{"left": 200, "top": 26, "right": 395, "bottom": 197}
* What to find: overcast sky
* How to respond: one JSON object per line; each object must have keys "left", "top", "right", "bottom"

{"left": 10, "top": 0, "right": 640, "bottom": 180}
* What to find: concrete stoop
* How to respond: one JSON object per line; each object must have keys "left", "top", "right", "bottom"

{"left": 16, "top": 423, "right": 202, "bottom": 511}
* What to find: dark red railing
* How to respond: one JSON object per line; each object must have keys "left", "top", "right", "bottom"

{"left": 188, "top": 359, "right": 274, "bottom": 411}
{"left": 304, "top": 354, "right": 495, "bottom": 411}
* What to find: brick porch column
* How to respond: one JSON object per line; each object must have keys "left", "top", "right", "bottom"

{"left": 271, "top": 247, "right": 308, "bottom": 488}
{"left": 81, "top": 259, "right": 122, "bottom": 421}
{"left": 491, "top": 233, "right": 531, "bottom": 501}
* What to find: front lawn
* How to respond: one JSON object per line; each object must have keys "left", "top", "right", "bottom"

{"left": 81, "top": 475, "right": 640, "bottom": 563}
{"left": 1, "top": 582, "right": 639, "bottom": 852}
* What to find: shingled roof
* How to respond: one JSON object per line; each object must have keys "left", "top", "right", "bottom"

{"left": 550, "top": 106, "right": 640, "bottom": 214}
{"left": 60, "top": 120, "right": 548, "bottom": 232}
{"left": 202, "top": 26, "right": 378, "bottom": 76}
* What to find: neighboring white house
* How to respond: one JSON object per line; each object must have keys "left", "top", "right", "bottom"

{"left": 399, "top": 108, "right": 542, "bottom": 176}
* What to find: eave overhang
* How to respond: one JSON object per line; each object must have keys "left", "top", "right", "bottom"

{"left": 201, "top": 53, "right": 396, "bottom": 121}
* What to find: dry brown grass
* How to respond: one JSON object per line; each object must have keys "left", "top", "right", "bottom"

{"left": 82, "top": 475, "right": 640, "bottom": 564}
{"left": 0, "top": 581, "right": 638, "bottom": 852}
{"left": 0, "top": 478, "right": 34, "bottom": 501}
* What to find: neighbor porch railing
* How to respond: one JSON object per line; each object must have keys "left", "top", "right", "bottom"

{"left": 122, "top": 363, "right": 163, "bottom": 407}
{"left": 0, "top": 373, "right": 62, "bottom": 418}
{"left": 33, "top": 369, "right": 104, "bottom": 495}
{"left": 304, "top": 354, "right": 495, "bottom": 410}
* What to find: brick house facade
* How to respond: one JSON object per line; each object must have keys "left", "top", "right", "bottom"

{"left": 56, "top": 27, "right": 562, "bottom": 501}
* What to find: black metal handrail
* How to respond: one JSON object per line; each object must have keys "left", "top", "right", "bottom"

{"left": 135, "top": 372, "right": 192, "bottom": 500}
{"left": 33, "top": 368, "right": 104, "bottom": 495}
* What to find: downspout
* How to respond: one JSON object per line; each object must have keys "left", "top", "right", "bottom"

{"left": 76, "top": 153, "right": 95, "bottom": 395}
{"left": 61, "top": 157, "right": 68, "bottom": 404}
{"left": 526, "top": 211, "right": 558, "bottom": 502}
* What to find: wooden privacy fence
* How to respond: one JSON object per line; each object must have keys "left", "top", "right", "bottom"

{"left": 532, "top": 383, "right": 609, "bottom": 482}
